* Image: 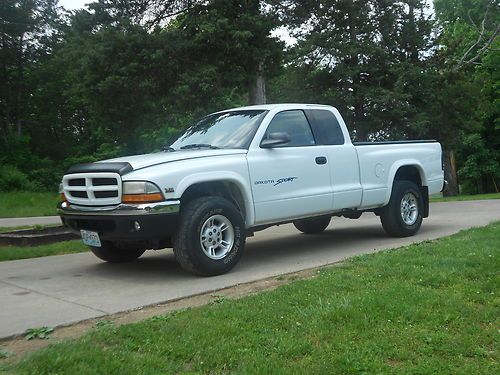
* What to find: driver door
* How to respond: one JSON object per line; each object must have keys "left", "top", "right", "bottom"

{"left": 247, "top": 110, "right": 333, "bottom": 225}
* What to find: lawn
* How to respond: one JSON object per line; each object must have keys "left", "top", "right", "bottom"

{"left": 430, "top": 192, "right": 500, "bottom": 202}
{"left": 0, "top": 192, "right": 59, "bottom": 218}
{"left": 4, "top": 222, "right": 499, "bottom": 374}
{"left": 0, "top": 240, "right": 88, "bottom": 262}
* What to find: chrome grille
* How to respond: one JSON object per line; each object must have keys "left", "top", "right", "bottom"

{"left": 62, "top": 173, "right": 122, "bottom": 206}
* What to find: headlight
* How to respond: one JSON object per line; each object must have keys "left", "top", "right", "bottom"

{"left": 122, "top": 181, "right": 164, "bottom": 204}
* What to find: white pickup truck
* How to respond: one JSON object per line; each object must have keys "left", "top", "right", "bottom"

{"left": 58, "top": 104, "right": 444, "bottom": 275}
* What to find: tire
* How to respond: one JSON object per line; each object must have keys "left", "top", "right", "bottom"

{"left": 173, "top": 196, "right": 246, "bottom": 276}
{"left": 89, "top": 241, "right": 145, "bottom": 263}
{"left": 380, "top": 180, "right": 424, "bottom": 237}
{"left": 293, "top": 216, "right": 331, "bottom": 234}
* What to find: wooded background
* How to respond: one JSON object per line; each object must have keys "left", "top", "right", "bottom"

{"left": 0, "top": 0, "right": 498, "bottom": 195}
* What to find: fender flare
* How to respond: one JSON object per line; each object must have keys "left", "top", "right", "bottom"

{"left": 176, "top": 171, "right": 255, "bottom": 226}
{"left": 384, "top": 160, "right": 428, "bottom": 206}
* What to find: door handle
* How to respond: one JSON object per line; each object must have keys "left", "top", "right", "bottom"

{"left": 315, "top": 156, "right": 327, "bottom": 165}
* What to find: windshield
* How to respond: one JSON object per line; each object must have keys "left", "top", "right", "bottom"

{"left": 170, "top": 110, "right": 268, "bottom": 150}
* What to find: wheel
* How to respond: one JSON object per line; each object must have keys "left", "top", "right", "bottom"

{"left": 380, "top": 180, "right": 424, "bottom": 237}
{"left": 293, "top": 216, "right": 331, "bottom": 234}
{"left": 173, "top": 196, "right": 246, "bottom": 276}
{"left": 89, "top": 241, "right": 145, "bottom": 263}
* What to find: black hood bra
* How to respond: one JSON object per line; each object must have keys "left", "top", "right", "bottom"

{"left": 65, "top": 162, "right": 133, "bottom": 176}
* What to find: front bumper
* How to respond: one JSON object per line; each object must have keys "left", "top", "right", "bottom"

{"left": 58, "top": 200, "right": 180, "bottom": 243}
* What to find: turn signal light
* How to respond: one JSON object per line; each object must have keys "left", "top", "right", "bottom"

{"left": 59, "top": 183, "right": 67, "bottom": 202}
{"left": 122, "top": 193, "right": 164, "bottom": 204}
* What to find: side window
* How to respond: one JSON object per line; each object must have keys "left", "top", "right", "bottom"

{"left": 305, "top": 109, "right": 345, "bottom": 145}
{"left": 263, "top": 110, "right": 315, "bottom": 147}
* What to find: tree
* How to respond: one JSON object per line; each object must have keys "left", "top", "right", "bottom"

{"left": 7, "top": 0, "right": 284, "bottom": 180}
{"left": 434, "top": 0, "right": 499, "bottom": 69}
{"left": 0, "top": 0, "right": 60, "bottom": 137}
{"left": 271, "top": 1, "right": 436, "bottom": 141}
{"left": 176, "top": 0, "right": 282, "bottom": 105}
{"left": 433, "top": 0, "right": 499, "bottom": 194}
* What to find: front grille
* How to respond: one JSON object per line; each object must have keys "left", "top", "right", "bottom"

{"left": 92, "top": 178, "right": 118, "bottom": 186}
{"left": 68, "top": 179, "right": 85, "bottom": 186}
{"left": 62, "top": 172, "right": 122, "bottom": 206}
{"left": 70, "top": 191, "right": 88, "bottom": 198}
{"left": 94, "top": 191, "right": 118, "bottom": 198}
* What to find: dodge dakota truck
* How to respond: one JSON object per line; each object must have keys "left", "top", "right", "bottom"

{"left": 58, "top": 104, "right": 444, "bottom": 275}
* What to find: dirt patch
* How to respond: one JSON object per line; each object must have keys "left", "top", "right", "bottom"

{"left": 0, "top": 264, "right": 337, "bottom": 363}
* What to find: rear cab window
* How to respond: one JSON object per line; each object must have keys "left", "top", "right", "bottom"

{"left": 304, "top": 109, "right": 345, "bottom": 145}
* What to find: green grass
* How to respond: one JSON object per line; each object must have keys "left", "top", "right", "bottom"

{"left": 0, "top": 240, "right": 88, "bottom": 262}
{"left": 430, "top": 192, "right": 500, "bottom": 202}
{"left": 0, "top": 192, "right": 59, "bottom": 218}
{"left": 5, "top": 223, "right": 499, "bottom": 374}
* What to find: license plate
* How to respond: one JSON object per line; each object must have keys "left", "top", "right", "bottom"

{"left": 80, "top": 230, "right": 101, "bottom": 247}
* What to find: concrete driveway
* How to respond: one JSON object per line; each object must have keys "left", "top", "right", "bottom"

{"left": 0, "top": 216, "right": 61, "bottom": 228}
{"left": 1, "top": 200, "right": 499, "bottom": 339}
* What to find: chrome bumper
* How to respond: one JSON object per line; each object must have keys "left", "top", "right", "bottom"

{"left": 57, "top": 200, "right": 180, "bottom": 216}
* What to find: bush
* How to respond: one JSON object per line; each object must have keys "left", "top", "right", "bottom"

{"left": 0, "top": 165, "right": 37, "bottom": 192}
{"left": 28, "top": 167, "right": 62, "bottom": 191}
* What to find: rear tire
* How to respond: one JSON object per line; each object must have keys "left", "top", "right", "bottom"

{"left": 380, "top": 180, "right": 423, "bottom": 237}
{"left": 293, "top": 216, "right": 331, "bottom": 234}
{"left": 174, "top": 196, "right": 246, "bottom": 276}
{"left": 90, "top": 241, "right": 145, "bottom": 263}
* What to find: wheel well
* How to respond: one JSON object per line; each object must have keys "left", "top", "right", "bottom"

{"left": 394, "top": 165, "right": 422, "bottom": 186}
{"left": 180, "top": 181, "right": 246, "bottom": 220}
{"left": 393, "top": 165, "right": 429, "bottom": 218}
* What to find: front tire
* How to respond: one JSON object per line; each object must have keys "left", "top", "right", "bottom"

{"left": 380, "top": 180, "right": 423, "bottom": 237}
{"left": 174, "top": 196, "right": 246, "bottom": 276}
{"left": 293, "top": 216, "right": 331, "bottom": 234}
{"left": 89, "top": 241, "right": 145, "bottom": 263}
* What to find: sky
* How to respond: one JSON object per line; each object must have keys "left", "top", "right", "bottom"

{"left": 59, "top": 0, "right": 96, "bottom": 10}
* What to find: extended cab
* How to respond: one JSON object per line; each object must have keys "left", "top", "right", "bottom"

{"left": 58, "top": 104, "right": 445, "bottom": 275}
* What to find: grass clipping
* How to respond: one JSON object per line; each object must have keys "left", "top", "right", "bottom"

{"left": 5, "top": 222, "right": 500, "bottom": 374}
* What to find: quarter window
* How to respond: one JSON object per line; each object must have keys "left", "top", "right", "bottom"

{"left": 263, "top": 110, "right": 315, "bottom": 147}
{"left": 305, "top": 109, "right": 345, "bottom": 145}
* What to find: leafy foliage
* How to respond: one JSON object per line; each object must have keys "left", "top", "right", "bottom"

{"left": 433, "top": 0, "right": 499, "bottom": 193}
{"left": 24, "top": 326, "right": 54, "bottom": 340}
{"left": 271, "top": 0, "right": 436, "bottom": 141}
{"left": 0, "top": 165, "right": 34, "bottom": 192}
{"left": 0, "top": 0, "right": 497, "bottom": 194}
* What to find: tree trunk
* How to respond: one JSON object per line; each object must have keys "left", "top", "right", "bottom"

{"left": 407, "top": 1, "right": 419, "bottom": 62}
{"left": 443, "top": 150, "right": 459, "bottom": 196}
{"left": 491, "top": 173, "right": 499, "bottom": 193}
{"left": 249, "top": 61, "right": 266, "bottom": 105}
{"left": 346, "top": 0, "right": 366, "bottom": 141}
{"left": 15, "top": 33, "right": 25, "bottom": 137}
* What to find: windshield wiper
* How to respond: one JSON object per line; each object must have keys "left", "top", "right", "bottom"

{"left": 161, "top": 145, "right": 176, "bottom": 152}
{"left": 180, "top": 144, "right": 220, "bottom": 150}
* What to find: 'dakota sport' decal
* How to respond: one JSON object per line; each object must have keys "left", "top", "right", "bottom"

{"left": 254, "top": 177, "right": 298, "bottom": 186}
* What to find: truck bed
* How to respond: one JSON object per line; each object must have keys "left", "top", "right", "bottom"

{"left": 353, "top": 140, "right": 443, "bottom": 208}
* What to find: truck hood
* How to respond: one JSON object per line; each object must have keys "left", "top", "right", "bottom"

{"left": 102, "top": 149, "right": 247, "bottom": 171}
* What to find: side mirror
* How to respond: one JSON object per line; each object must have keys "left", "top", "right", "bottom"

{"left": 260, "top": 132, "right": 291, "bottom": 148}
